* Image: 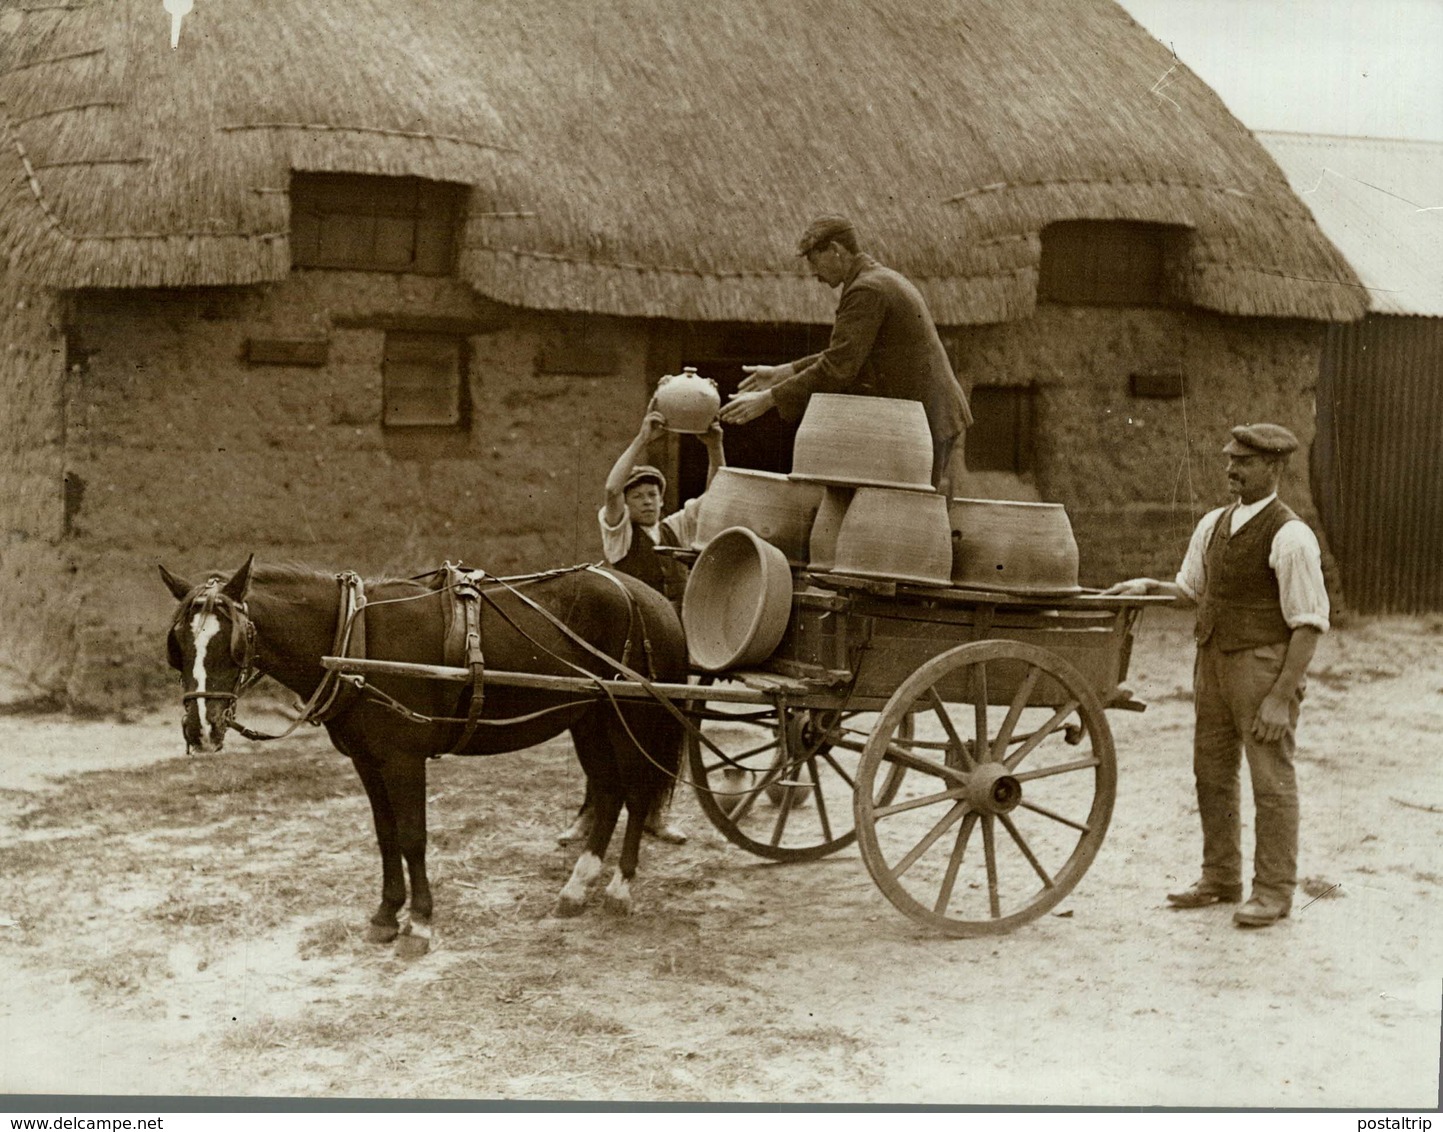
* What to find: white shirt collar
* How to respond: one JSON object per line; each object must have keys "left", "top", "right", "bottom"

{"left": 1230, "top": 492, "right": 1278, "bottom": 534}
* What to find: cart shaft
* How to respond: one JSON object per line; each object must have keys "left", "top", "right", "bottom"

{"left": 322, "top": 655, "right": 777, "bottom": 704}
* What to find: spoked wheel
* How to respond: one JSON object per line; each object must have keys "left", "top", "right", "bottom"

{"left": 686, "top": 693, "right": 910, "bottom": 862}
{"left": 854, "top": 640, "right": 1117, "bottom": 936}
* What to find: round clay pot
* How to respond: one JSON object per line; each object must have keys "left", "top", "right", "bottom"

{"left": 948, "top": 498, "right": 1081, "bottom": 595}
{"left": 832, "top": 488, "right": 953, "bottom": 586}
{"left": 652, "top": 367, "right": 721, "bottom": 433}
{"left": 692, "top": 468, "right": 823, "bottom": 564}
{"left": 789, "top": 393, "right": 935, "bottom": 490}
{"left": 807, "top": 486, "right": 854, "bottom": 571}
{"left": 682, "top": 526, "right": 794, "bottom": 672}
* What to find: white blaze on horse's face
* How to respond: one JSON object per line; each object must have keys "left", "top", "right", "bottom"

{"left": 184, "top": 609, "right": 227, "bottom": 754}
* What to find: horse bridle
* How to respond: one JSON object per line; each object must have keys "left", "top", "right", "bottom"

{"left": 169, "top": 576, "right": 261, "bottom": 723}
{"left": 170, "top": 571, "right": 371, "bottom": 742}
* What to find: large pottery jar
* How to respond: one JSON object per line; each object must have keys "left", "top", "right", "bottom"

{"left": 948, "top": 498, "right": 1081, "bottom": 595}
{"left": 789, "top": 394, "right": 934, "bottom": 490}
{"left": 832, "top": 488, "right": 953, "bottom": 586}
{"left": 652, "top": 367, "right": 721, "bottom": 433}
{"left": 692, "top": 468, "right": 823, "bottom": 563}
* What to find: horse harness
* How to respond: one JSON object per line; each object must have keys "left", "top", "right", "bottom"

{"left": 436, "top": 561, "right": 660, "bottom": 754}
{"left": 441, "top": 563, "right": 488, "bottom": 752}
{"left": 175, "top": 562, "right": 663, "bottom": 752}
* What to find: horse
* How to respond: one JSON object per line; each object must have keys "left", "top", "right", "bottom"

{"left": 160, "top": 554, "right": 688, "bottom": 957}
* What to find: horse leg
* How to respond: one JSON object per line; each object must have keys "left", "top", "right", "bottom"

{"left": 352, "top": 756, "right": 407, "bottom": 944}
{"left": 556, "top": 779, "right": 596, "bottom": 846}
{"left": 603, "top": 794, "right": 648, "bottom": 916}
{"left": 555, "top": 788, "right": 623, "bottom": 918}
{"left": 379, "top": 754, "right": 434, "bottom": 958}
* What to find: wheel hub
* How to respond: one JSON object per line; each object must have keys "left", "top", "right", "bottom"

{"left": 965, "top": 762, "right": 1022, "bottom": 814}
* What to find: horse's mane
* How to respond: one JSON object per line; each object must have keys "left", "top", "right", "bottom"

{"left": 253, "top": 561, "right": 436, "bottom": 593}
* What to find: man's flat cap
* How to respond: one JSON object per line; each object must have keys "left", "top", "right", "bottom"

{"left": 1223, "top": 423, "right": 1300, "bottom": 457}
{"left": 796, "top": 214, "right": 857, "bottom": 256}
{"left": 624, "top": 464, "right": 666, "bottom": 492}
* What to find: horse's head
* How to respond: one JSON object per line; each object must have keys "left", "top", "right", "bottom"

{"left": 160, "top": 555, "right": 256, "bottom": 754}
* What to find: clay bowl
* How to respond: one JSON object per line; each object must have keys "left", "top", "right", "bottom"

{"left": 682, "top": 526, "right": 794, "bottom": 672}
{"left": 807, "top": 486, "right": 854, "bottom": 571}
{"left": 692, "top": 468, "right": 823, "bottom": 564}
{"left": 789, "top": 393, "right": 935, "bottom": 491}
{"left": 652, "top": 367, "right": 721, "bottom": 433}
{"left": 832, "top": 487, "right": 953, "bottom": 587}
{"left": 949, "top": 498, "right": 1081, "bottom": 595}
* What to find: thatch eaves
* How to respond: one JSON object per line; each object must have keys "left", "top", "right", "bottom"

{"left": 0, "top": 0, "right": 1367, "bottom": 323}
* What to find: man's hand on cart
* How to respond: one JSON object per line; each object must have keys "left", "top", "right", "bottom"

{"left": 1103, "top": 578, "right": 1194, "bottom": 606}
{"left": 1102, "top": 578, "right": 1157, "bottom": 596}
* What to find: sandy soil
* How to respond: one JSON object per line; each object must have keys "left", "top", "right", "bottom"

{"left": 0, "top": 609, "right": 1439, "bottom": 1108}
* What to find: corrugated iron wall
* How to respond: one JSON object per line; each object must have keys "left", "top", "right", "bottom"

{"left": 1314, "top": 315, "right": 1443, "bottom": 613}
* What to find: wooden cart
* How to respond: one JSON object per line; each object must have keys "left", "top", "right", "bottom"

{"left": 679, "top": 569, "right": 1163, "bottom": 936}
{"left": 327, "top": 566, "right": 1163, "bottom": 937}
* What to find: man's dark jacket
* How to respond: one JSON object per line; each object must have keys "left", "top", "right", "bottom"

{"left": 770, "top": 253, "right": 972, "bottom": 444}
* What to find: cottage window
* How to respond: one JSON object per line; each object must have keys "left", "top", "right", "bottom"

{"left": 966, "top": 386, "right": 1035, "bottom": 474}
{"left": 1038, "top": 221, "right": 1186, "bottom": 307}
{"left": 290, "top": 173, "right": 464, "bottom": 275}
{"left": 382, "top": 332, "right": 467, "bottom": 428}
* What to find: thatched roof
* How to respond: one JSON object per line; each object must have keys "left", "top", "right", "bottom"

{"left": 0, "top": 0, "right": 1366, "bottom": 323}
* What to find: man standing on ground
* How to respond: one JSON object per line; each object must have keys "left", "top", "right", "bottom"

{"left": 718, "top": 214, "right": 970, "bottom": 494}
{"left": 558, "top": 407, "right": 725, "bottom": 847}
{"left": 1105, "top": 423, "right": 1329, "bottom": 928}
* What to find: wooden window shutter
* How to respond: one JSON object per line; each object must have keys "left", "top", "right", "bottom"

{"left": 290, "top": 173, "right": 463, "bottom": 275}
{"left": 1038, "top": 221, "right": 1187, "bottom": 307}
{"left": 382, "top": 332, "right": 464, "bottom": 427}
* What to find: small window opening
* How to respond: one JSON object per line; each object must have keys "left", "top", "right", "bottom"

{"left": 290, "top": 173, "right": 465, "bottom": 275}
{"left": 1039, "top": 220, "right": 1187, "bottom": 307}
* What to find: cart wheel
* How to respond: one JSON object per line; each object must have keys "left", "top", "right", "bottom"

{"left": 854, "top": 640, "right": 1116, "bottom": 936}
{"left": 687, "top": 695, "right": 910, "bottom": 862}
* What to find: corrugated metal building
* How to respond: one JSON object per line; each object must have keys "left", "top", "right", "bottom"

{"left": 1259, "top": 132, "right": 1443, "bottom": 613}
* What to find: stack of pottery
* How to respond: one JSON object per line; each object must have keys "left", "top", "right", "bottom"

{"left": 692, "top": 468, "right": 823, "bottom": 564}
{"left": 790, "top": 394, "right": 952, "bottom": 586}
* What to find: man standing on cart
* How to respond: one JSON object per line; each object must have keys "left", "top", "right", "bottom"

{"left": 1105, "top": 423, "right": 1329, "bottom": 928}
{"left": 718, "top": 214, "right": 971, "bottom": 494}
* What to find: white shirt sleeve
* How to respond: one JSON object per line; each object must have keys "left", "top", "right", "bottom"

{"left": 598, "top": 506, "right": 633, "bottom": 564}
{"left": 661, "top": 497, "right": 703, "bottom": 549}
{"left": 1175, "top": 507, "right": 1225, "bottom": 602}
{"left": 1270, "top": 520, "right": 1331, "bottom": 632}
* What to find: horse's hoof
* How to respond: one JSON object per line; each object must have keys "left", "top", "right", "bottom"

{"left": 395, "top": 933, "right": 431, "bottom": 959}
{"left": 602, "top": 892, "right": 633, "bottom": 917}
{"left": 366, "top": 923, "right": 400, "bottom": 944}
{"left": 553, "top": 896, "right": 587, "bottom": 918}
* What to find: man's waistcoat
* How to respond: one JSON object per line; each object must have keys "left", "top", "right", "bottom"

{"left": 615, "top": 520, "right": 688, "bottom": 604}
{"left": 1195, "top": 499, "right": 1298, "bottom": 652}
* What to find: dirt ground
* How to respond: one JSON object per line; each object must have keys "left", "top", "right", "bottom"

{"left": 0, "top": 608, "right": 1440, "bottom": 1108}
